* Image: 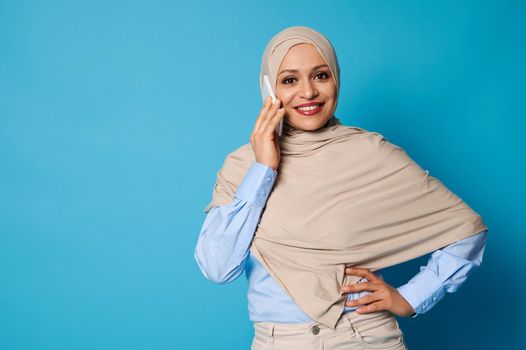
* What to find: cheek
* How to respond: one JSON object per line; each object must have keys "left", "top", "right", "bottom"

{"left": 277, "top": 94, "right": 295, "bottom": 109}
{"left": 321, "top": 86, "right": 337, "bottom": 101}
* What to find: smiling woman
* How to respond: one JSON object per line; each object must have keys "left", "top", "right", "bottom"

{"left": 196, "top": 26, "right": 488, "bottom": 350}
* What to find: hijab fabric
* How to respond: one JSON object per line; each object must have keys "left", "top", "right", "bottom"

{"left": 204, "top": 26, "right": 488, "bottom": 328}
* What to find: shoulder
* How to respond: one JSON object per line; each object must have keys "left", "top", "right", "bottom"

{"left": 218, "top": 142, "right": 256, "bottom": 183}
{"left": 223, "top": 142, "right": 255, "bottom": 167}
{"left": 352, "top": 124, "right": 401, "bottom": 148}
{"left": 336, "top": 124, "right": 399, "bottom": 148}
{"left": 227, "top": 142, "right": 254, "bottom": 160}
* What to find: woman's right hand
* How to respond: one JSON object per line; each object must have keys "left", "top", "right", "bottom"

{"left": 250, "top": 96, "right": 286, "bottom": 171}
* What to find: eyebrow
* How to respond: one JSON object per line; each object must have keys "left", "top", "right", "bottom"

{"left": 278, "top": 64, "right": 329, "bottom": 76}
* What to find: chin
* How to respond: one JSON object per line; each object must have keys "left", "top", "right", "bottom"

{"left": 286, "top": 114, "right": 332, "bottom": 131}
{"left": 288, "top": 123, "right": 330, "bottom": 132}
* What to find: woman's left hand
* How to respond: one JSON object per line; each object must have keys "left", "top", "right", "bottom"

{"left": 341, "top": 267, "right": 416, "bottom": 317}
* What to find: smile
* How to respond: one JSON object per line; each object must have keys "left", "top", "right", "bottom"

{"left": 294, "top": 103, "right": 324, "bottom": 116}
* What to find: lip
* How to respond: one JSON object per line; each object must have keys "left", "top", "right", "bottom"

{"left": 294, "top": 102, "right": 325, "bottom": 116}
{"left": 294, "top": 101, "right": 324, "bottom": 108}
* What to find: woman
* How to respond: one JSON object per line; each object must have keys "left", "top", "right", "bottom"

{"left": 195, "top": 26, "right": 487, "bottom": 349}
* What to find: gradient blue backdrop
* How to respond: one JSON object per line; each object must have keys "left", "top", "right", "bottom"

{"left": 1, "top": 0, "right": 524, "bottom": 349}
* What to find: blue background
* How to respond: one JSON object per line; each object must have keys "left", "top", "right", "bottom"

{"left": 1, "top": 0, "right": 524, "bottom": 349}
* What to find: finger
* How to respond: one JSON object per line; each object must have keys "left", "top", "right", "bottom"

{"left": 345, "top": 267, "right": 382, "bottom": 283}
{"left": 341, "top": 282, "right": 382, "bottom": 294}
{"left": 264, "top": 98, "right": 281, "bottom": 119}
{"left": 258, "top": 99, "right": 282, "bottom": 135}
{"left": 355, "top": 301, "right": 385, "bottom": 314}
{"left": 253, "top": 96, "right": 273, "bottom": 134}
{"left": 345, "top": 293, "right": 380, "bottom": 308}
{"left": 257, "top": 98, "right": 280, "bottom": 133}
{"left": 253, "top": 97, "right": 274, "bottom": 134}
{"left": 261, "top": 108, "right": 285, "bottom": 136}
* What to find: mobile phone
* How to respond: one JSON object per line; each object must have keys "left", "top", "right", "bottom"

{"left": 262, "top": 74, "right": 283, "bottom": 137}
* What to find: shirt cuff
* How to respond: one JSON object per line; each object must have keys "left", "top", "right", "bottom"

{"left": 234, "top": 161, "right": 277, "bottom": 207}
{"left": 397, "top": 267, "right": 446, "bottom": 316}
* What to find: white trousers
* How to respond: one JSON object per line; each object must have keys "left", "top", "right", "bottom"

{"left": 251, "top": 310, "right": 408, "bottom": 350}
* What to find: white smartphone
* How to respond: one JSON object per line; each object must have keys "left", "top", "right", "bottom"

{"left": 262, "top": 74, "right": 283, "bottom": 137}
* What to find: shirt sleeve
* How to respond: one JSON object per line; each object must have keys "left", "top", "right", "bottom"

{"left": 194, "top": 162, "right": 277, "bottom": 284}
{"left": 397, "top": 229, "right": 488, "bottom": 318}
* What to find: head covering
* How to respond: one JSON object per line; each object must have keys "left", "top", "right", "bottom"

{"left": 259, "top": 25, "right": 341, "bottom": 133}
{"left": 204, "top": 26, "right": 488, "bottom": 328}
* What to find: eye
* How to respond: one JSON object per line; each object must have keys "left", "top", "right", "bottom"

{"left": 281, "top": 71, "right": 329, "bottom": 85}
{"left": 315, "top": 72, "right": 329, "bottom": 80}
{"left": 282, "top": 77, "right": 296, "bottom": 85}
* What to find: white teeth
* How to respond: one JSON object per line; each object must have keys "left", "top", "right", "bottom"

{"left": 298, "top": 104, "right": 320, "bottom": 111}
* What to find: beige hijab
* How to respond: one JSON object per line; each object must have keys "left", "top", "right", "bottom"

{"left": 204, "top": 26, "right": 487, "bottom": 328}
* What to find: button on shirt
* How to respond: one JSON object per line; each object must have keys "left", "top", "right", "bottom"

{"left": 195, "top": 162, "right": 488, "bottom": 322}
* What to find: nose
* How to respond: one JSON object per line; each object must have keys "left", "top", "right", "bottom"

{"left": 299, "top": 79, "right": 318, "bottom": 99}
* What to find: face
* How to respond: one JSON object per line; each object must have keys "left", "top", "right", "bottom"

{"left": 275, "top": 43, "right": 337, "bottom": 131}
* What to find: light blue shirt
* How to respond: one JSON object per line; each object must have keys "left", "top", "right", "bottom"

{"left": 195, "top": 161, "right": 488, "bottom": 322}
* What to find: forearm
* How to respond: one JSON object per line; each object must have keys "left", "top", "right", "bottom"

{"left": 397, "top": 229, "right": 488, "bottom": 317}
{"left": 194, "top": 162, "right": 277, "bottom": 284}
